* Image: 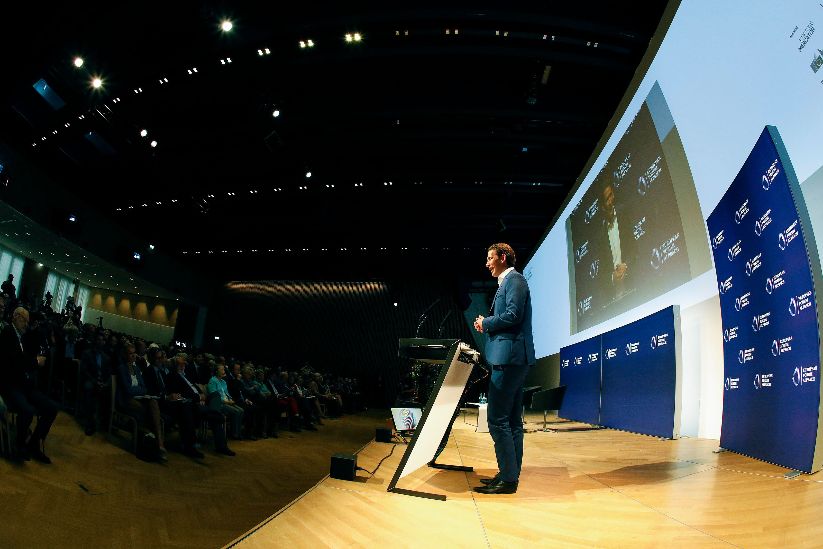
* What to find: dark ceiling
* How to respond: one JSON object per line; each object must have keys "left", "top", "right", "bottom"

{"left": 0, "top": 2, "right": 668, "bottom": 284}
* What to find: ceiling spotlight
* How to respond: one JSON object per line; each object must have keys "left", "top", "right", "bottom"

{"left": 150, "top": 140, "right": 158, "bottom": 148}
{"left": 299, "top": 40, "right": 306, "bottom": 49}
{"left": 353, "top": 33, "right": 362, "bottom": 42}
{"left": 264, "top": 48, "right": 270, "bottom": 54}
{"left": 140, "top": 129, "right": 148, "bottom": 137}
{"left": 305, "top": 171, "right": 312, "bottom": 178}
{"left": 345, "top": 33, "right": 353, "bottom": 43}
{"left": 91, "top": 77, "right": 103, "bottom": 89}
{"left": 307, "top": 39, "right": 314, "bottom": 47}
{"left": 220, "top": 20, "right": 233, "bottom": 32}
{"left": 272, "top": 109, "right": 280, "bottom": 117}
{"left": 68, "top": 214, "right": 77, "bottom": 222}
{"left": 133, "top": 252, "right": 142, "bottom": 261}
{"left": 73, "top": 57, "right": 84, "bottom": 68}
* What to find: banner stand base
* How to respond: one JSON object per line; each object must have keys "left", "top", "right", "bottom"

{"left": 428, "top": 461, "right": 473, "bottom": 472}
{"left": 389, "top": 487, "right": 447, "bottom": 501}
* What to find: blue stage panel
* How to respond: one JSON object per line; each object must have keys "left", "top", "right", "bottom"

{"left": 559, "top": 335, "right": 601, "bottom": 424}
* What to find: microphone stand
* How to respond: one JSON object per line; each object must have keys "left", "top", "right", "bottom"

{"left": 414, "top": 297, "right": 441, "bottom": 338}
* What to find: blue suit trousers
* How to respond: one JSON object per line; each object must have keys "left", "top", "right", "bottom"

{"left": 487, "top": 363, "right": 529, "bottom": 483}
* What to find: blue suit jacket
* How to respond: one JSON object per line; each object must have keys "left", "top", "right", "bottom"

{"left": 482, "top": 270, "right": 536, "bottom": 367}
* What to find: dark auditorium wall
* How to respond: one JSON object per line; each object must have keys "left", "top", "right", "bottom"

{"left": 207, "top": 279, "right": 475, "bottom": 406}
{"left": 19, "top": 258, "right": 48, "bottom": 304}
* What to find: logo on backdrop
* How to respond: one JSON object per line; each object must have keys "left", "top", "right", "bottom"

{"left": 765, "top": 271, "right": 785, "bottom": 295}
{"left": 734, "top": 199, "right": 750, "bottom": 225}
{"left": 625, "top": 342, "right": 639, "bottom": 355}
{"left": 584, "top": 199, "right": 599, "bottom": 224}
{"left": 561, "top": 358, "right": 570, "bottom": 368}
{"left": 636, "top": 156, "right": 662, "bottom": 196}
{"left": 605, "top": 347, "right": 617, "bottom": 360}
{"left": 728, "top": 240, "right": 742, "bottom": 261}
{"left": 725, "top": 377, "right": 739, "bottom": 390}
{"left": 754, "top": 209, "right": 772, "bottom": 237}
{"left": 577, "top": 296, "right": 593, "bottom": 315}
{"left": 745, "top": 253, "right": 762, "bottom": 276}
{"left": 574, "top": 356, "right": 583, "bottom": 366}
{"left": 723, "top": 326, "right": 739, "bottom": 342}
{"left": 793, "top": 365, "right": 818, "bottom": 387}
{"left": 650, "top": 233, "right": 682, "bottom": 271}
{"left": 575, "top": 241, "right": 589, "bottom": 263}
{"left": 589, "top": 259, "right": 600, "bottom": 279}
{"left": 752, "top": 312, "right": 771, "bottom": 332}
{"left": 651, "top": 333, "right": 669, "bottom": 349}
{"left": 712, "top": 230, "right": 725, "bottom": 250}
{"left": 772, "top": 336, "right": 793, "bottom": 356}
{"left": 753, "top": 373, "right": 773, "bottom": 389}
{"left": 719, "top": 276, "right": 733, "bottom": 295}
{"left": 613, "top": 154, "right": 631, "bottom": 188}
{"left": 762, "top": 158, "right": 780, "bottom": 191}
{"left": 735, "top": 292, "right": 751, "bottom": 311}
{"left": 738, "top": 347, "right": 754, "bottom": 364}
{"left": 778, "top": 220, "right": 799, "bottom": 251}
{"left": 633, "top": 217, "right": 646, "bottom": 240}
{"left": 588, "top": 352, "right": 599, "bottom": 363}
{"left": 789, "top": 291, "right": 813, "bottom": 317}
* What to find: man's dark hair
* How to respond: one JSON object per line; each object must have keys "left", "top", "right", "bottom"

{"left": 488, "top": 243, "right": 516, "bottom": 267}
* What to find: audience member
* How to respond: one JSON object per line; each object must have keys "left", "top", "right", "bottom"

{"left": 207, "top": 364, "right": 244, "bottom": 439}
{"left": 115, "top": 342, "right": 167, "bottom": 460}
{"left": 79, "top": 331, "right": 111, "bottom": 435}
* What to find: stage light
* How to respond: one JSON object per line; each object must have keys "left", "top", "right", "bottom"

{"left": 140, "top": 129, "right": 148, "bottom": 137}
{"left": 299, "top": 40, "right": 306, "bottom": 49}
{"left": 393, "top": 302, "right": 398, "bottom": 307}
{"left": 353, "top": 33, "right": 362, "bottom": 42}
{"left": 133, "top": 252, "right": 142, "bottom": 260}
{"left": 220, "top": 20, "right": 233, "bottom": 32}
{"left": 305, "top": 171, "right": 312, "bottom": 178}
{"left": 272, "top": 109, "right": 280, "bottom": 117}
{"left": 264, "top": 48, "right": 270, "bottom": 54}
{"left": 149, "top": 244, "right": 155, "bottom": 250}
{"left": 345, "top": 33, "right": 353, "bottom": 43}
{"left": 307, "top": 39, "right": 314, "bottom": 47}
{"left": 73, "top": 57, "right": 84, "bottom": 68}
{"left": 68, "top": 214, "right": 77, "bottom": 222}
{"left": 91, "top": 77, "right": 103, "bottom": 89}
{"left": 38, "top": 263, "right": 44, "bottom": 268}
{"left": 214, "top": 335, "right": 221, "bottom": 340}
{"left": 150, "top": 140, "right": 158, "bottom": 148}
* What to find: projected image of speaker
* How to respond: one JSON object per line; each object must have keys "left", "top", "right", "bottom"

{"left": 390, "top": 407, "right": 422, "bottom": 435}
{"left": 566, "top": 82, "right": 712, "bottom": 333}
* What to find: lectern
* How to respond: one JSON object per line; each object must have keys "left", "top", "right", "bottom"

{"left": 387, "top": 338, "right": 480, "bottom": 500}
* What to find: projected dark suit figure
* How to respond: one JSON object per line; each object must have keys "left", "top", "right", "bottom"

{"left": 601, "top": 183, "right": 636, "bottom": 301}
{"left": 472, "top": 243, "right": 536, "bottom": 495}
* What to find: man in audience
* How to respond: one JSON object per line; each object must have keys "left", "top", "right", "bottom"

{"left": 265, "top": 370, "right": 301, "bottom": 432}
{"left": 115, "top": 342, "right": 167, "bottom": 460}
{"left": 79, "top": 331, "right": 111, "bottom": 435}
{"left": 166, "top": 354, "right": 234, "bottom": 456}
{"left": 0, "top": 307, "right": 59, "bottom": 462}
{"left": 227, "top": 362, "right": 260, "bottom": 439}
{"left": 241, "top": 364, "right": 278, "bottom": 438}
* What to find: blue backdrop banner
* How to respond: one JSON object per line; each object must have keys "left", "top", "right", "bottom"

{"left": 559, "top": 334, "right": 602, "bottom": 425}
{"left": 707, "top": 126, "right": 823, "bottom": 472}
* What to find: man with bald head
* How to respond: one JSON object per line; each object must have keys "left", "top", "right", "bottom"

{"left": 0, "top": 307, "right": 59, "bottom": 462}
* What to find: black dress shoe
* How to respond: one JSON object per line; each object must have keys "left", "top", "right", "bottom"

{"left": 29, "top": 447, "right": 52, "bottom": 465}
{"left": 473, "top": 479, "right": 518, "bottom": 494}
{"left": 480, "top": 474, "right": 500, "bottom": 485}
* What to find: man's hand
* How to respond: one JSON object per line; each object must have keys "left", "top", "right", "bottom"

{"left": 613, "top": 263, "right": 628, "bottom": 282}
{"left": 473, "top": 315, "right": 485, "bottom": 333}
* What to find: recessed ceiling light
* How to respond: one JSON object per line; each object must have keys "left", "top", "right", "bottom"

{"left": 73, "top": 57, "right": 84, "bottom": 68}
{"left": 91, "top": 77, "right": 103, "bottom": 89}
{"left": 220, "top": 20, "right": 233, "bottom": 32}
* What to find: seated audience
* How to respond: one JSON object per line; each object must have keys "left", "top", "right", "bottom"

{"left": 207, "top": 364, "right": 244, "bottom": 440}
{"left": 79, "top": 331, "right": 111, "bottom": 435}
{"left": 115, "top": 342, "right": 167, "bottom": 460}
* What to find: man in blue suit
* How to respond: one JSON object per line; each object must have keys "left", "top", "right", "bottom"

{"left": 472, "top": 243, "right": 536, "bottom": 494}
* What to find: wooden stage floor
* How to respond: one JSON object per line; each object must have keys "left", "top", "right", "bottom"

{"left": 231, "top": 411, "right": 823, "bottom": 548}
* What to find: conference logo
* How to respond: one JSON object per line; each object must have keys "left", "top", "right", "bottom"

{"left": 577, "top": 296, "right": 593, "bottom": 315}
{"left": 605, "top": 347, "right": 617, "bottom": 360}
{"left": 728, "top": 240, "right": 742, "bottom": 261}
{"left": 772, "top": 336, "right": 792, "bottom": 357}
{"left": 754, "top": 209, "right": 772, "bottom": 237}
{"left": 575, "top": 241, "right": 589, "bottom": 263}
{"left": 754, "top": 373, "right": 761, "bottom": 390}
{"left": 753, "top": 373, "right": 773, "bottom": 389}
{"left": 789, "top": 291, "right": 813, "bottom": 317}
{"left": 762, "top": 158, "right": 780, "bottom": 191}
{"left": 399, "top": 408, "right": 416, "bottom": 430}
{"left": 719, "top": 276, "right": 733, "bottom": 295}
{"left": 778, "top": 220, "right": 799, "bottom": 251}
{"left": 589, "top": 259, "right": 600, "bottom": 279}
{"left": 765, "top": 270, "right": 785, "bottom": 295}
{"left": 745, "top": 253, "right": 762, "bottom": 277}
{"left": 651, "top": 332, "right": 668, "bottom": 349}
{"left": 734, "top": 199, "right": 750, "bottom": 225}
{"left": 752, "top": 312, "right": 770, "bottom": 332}
{"left": 723, "top": 326, "right": 738, "bottom": 343}
{"left": 561, "top": 358, "right": 570, "bottom": 368}
{"left": 793, "top": 365, "right": 818, "bottom": 387}
{"left": 734, "top": 292, "right": 751, "bottom": 311}
{"left": 738, "top": 347, "right": 754, "bottom": 364}
{"left": 650, "top": 233, "right": 681, "bottom": 271}
{"left": 574, "top": 356, "right": 583, "bottom": 366}
{"left": 633, "top": 217, "right": 646, "bottom": 240}
{"left": 637, "top": 175, "right": 650, "bottom": 196}
{"left": 584, "top": 199, "right": 599, "bottom": 224}
{"left": 587, "top": 352, "right": 599, "bottom": 364}
{"left": 625, "top": 342, "right": 639, "bottom": 355}
{"left": 725, "top": 377, "right": 739, "bottom": 390}
{"left": 711, "top": 230, "right": 725, "bottom": 250}
{"left": 613, "top": 154, "right": 631, "bottom": 187}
